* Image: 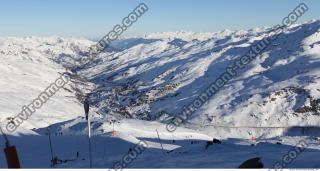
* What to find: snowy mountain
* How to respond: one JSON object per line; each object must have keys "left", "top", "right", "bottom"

{"left": 76, "top": 20, "right": 320, "bottom": 131}
{"left": 1, "top": 20, "right": 320, "bottom": 168}
{"left": 2, "top": 20, "right": 320, "bottom": 134}
{"left": 0, "top": 37, "right": 93, "bottom": 134}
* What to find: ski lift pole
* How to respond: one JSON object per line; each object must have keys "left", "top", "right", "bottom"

{"left": 156, "top": 129, "right": 165, "bottom": 155}
{"left": 88, "top": 115, "right": 92, "bottom": 168}
{"left": 47, "top": 127, "right": 55, "bottom": 168}
{"left": 84, "top": 98, "right": 92, "bottom": 168}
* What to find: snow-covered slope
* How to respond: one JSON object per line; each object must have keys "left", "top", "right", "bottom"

{"left": 75, "top": 20, "right": 320, "bottom": 133}
{"left": 1, "top": 20, "right": 320, "bottom": 168}
{"left": 1, "top": 21, "right": 320, "bottom": 136}
{"left": 0, "top": 37, "right": 93, "bottom": 133}
{"left": 1, "top": 118, "right": 320, "bottom": 168}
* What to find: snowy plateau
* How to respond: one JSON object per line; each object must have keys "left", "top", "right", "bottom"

{"left": 0, "top": 20, "right": 320, "bottom": 168}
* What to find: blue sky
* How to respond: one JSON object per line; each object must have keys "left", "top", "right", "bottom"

{"left": 0, "top": 0, "right": 319, "bottom": 39}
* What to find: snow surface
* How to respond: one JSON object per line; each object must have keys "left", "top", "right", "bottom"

{"left": 0, "top": 21, "right": 320, "bottom": 168}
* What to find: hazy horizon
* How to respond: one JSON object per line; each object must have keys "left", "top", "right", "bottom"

{"left": 0, "top": 0, "right": 319, "bottom": 40}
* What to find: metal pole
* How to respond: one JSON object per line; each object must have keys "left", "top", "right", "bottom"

{"left": 87, "top": 115, "right": 92, "bottom": 168}
{"left": 112, "top": 120, "right": 115, "bottom": 136}
{"left": 84, "top": 97, "right": 92, "bottom": 168}
{"left": 156, "top": 129, "right": 165, "bottom": 155}
{"left": 47, "top": 127, "right": 54, "bottom": 168}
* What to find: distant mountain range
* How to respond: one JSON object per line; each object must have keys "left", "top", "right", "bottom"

{"left": 1, "top": 20, "right": 320, "bottom": 135}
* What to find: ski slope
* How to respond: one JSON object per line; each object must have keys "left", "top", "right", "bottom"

{"left": 0, "top": 118, "right": 320, "bottom": 168}
{"left": 0, "top": 37, "right": 92, "bottom": 133}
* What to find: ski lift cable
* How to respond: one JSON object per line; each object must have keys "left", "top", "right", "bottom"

{"left": 184, "top": 121, "right": 307, "bottom": 129}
